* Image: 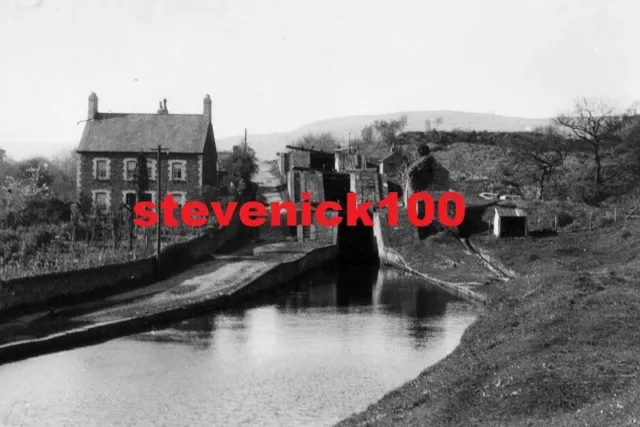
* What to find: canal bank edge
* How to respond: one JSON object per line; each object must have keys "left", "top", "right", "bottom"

{"left": 0, "top": 243, "right": 338, "bottom": 366}
{"left": 372, "top": 211, "right": 488, "bottom": 305}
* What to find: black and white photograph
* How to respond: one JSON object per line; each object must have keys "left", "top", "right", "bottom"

{"left": 0, "top": 0, "right": 639, "bottom": 426}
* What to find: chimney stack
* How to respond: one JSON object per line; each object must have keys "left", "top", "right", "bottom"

{"left": 88, "top": 92, "right": 98, "bottom": 120}
{"left": 157, "top": 99, "right": 168, "bottom": 115}
{"left": 203, "top": 94, "right": 212, "bottom": 123}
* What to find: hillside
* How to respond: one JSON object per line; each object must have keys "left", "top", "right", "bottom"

{"left": 215, "top": 111, "right": 551, "bottom": 160}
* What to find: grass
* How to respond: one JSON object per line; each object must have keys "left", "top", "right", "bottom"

{"left": 0, "top": 227, "right": 203, "bottom": 281}
{"left": 338, "top": 221, "right": 640, "bottom": 426}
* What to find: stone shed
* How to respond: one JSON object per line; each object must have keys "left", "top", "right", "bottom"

{"left": 492, "top": 207, "right": 528, "bottom": 237}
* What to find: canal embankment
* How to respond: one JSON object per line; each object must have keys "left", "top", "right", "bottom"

{"left": 372, "top": 210, "right": 492, "bottom": 304}
{"left": 338, "top": 221, "right": 640, "bottom": 426}
{"left": 0, "top": 241, "right": 338, "bottom": 366}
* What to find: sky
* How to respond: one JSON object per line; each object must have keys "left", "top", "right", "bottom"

{"left": 0, "top": 0, "right": 638, "bottom": 160}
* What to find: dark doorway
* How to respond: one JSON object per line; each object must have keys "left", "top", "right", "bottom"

{"left": 323, "top": 173, "right": 351, "bottom": 203}
{"left": 309, "top": 152, "right": 336, "bottom": 172}
{"left": 500, "top": 216, "right": 526, "bottom": 237}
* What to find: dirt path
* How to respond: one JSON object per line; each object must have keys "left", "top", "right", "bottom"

{"left": 254, "top": 160, "right": 288, "bottom": 205}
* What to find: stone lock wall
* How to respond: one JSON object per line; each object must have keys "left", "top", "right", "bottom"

{"left": 350, "top": 170, "right": 382, "bottom": 204}
{"left": 287, "top": 170, "right": 326, "bottom": 204}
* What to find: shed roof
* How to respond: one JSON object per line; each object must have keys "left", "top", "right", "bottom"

{"left": 77, "top": 113, "right": 211, "bottom": 154}
{"left": 494, "top": 207, "right": 527, "bottom": 217}
{"left": 380, "top": 151, "right": 407, "bottom": 163}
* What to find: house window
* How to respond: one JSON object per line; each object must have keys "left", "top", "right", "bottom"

{"left": 95, "top": 159, "right": 109, "bottom": 180}
{"left": 124, "top": 192, "right": 137, "bottom": 208}
{"left": 141, "top": 192, "right": 154, "bottom": 203}
{"left": 93, "top": 191, "right": 109, "bottom": 214}
{"left": 125, "top": 159, "right": 137, "bottom": 181}
{"left": 169, "top": 161, "right": 187, "bottom": 182}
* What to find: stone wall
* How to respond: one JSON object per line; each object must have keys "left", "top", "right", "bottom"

{"left": 78, "top": 152, "right": 203, "bottom": 210}
{"left": 350, "top": 170, "right": 382, "bottom": 204}
{"left": 290, "top": 151, "right": 311, "bottom": 169}
{"left": 287, "top": 170, "right": 325, "bottom": 204}
{"left": 0, "top": 259, "right": 156, "bottom": 313}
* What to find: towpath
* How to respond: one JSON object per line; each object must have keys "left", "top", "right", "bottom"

{"left": 255, "top": 160, "right": 288, "bottom": 205}
{"left": 0, "top": 241, "right": 334, "bottom": 364}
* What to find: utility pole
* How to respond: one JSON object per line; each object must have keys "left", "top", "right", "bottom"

{"left": 155, "top": 145, "right": 170, "bottom": 263}
{"left": 244, "top": 128, "right": 248, "bottom": 151}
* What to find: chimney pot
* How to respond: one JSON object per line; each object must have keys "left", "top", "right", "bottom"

{"left": 203, "top": 94, "right": 212, "bottom": 123}
{"left": 88, "top": 92, "right": 98, "bottom": 120}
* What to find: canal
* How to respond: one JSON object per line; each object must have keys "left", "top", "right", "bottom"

{"left": 0, "top": 263, "right": 477, "bottom": 427}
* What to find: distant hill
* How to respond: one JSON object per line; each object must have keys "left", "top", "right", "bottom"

{"left": 215, "top": 111, "right": 551, "bottom": 160}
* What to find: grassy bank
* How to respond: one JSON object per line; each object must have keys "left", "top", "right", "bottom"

{"left": 338, "top": 222, "right": 640, "bottom": 426}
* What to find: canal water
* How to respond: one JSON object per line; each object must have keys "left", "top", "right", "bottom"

{"left": 0, "top": 264, "right": 476, "bottom": 427}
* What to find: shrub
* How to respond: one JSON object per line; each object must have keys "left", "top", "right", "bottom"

{"left": 16, "top": 198, "right": 71, "bottom": 226}
{"left": 556, "top": 211, "right": 574, "bottom": 227}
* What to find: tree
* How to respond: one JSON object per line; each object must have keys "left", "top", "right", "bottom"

{"left": 133, "top": 152, "right": 149, "bottom": 201}
{"left": 221, "top": 145, "right": 259, "bottom": 197}
{"left": 434, "top": 116, "right": 443, "bottom": 130}
{"left": 372, "top": 115, "right": 408, "bottom": 151}
{"left": 617, "top": 111, "right": 640, "bottom": 180}
{"left": 293, "top": 132, "right": 340, "bottom": 152}
{"left": 424, "top": 119, "right": 432, "bottom": 132}
{"left": 361, "top": 125, "right": 376, "bottom": 145}
{"left": 554, "top": 98, "right": 630, "bottom": 185}
{"left": 507, "top": 126, "right": 567, "bottom": 199}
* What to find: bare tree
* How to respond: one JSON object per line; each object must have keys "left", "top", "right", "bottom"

{"left": 434, "top": 116, "right": 443, "bottom": 130}
{"left": 361, "top": 124, "right": 376, "bottom": 145}
{"left": 507, "top": 126, "right": 566, "bottom": 199}
{"left": 424, "top": 119, "right": 432, "bottom": 132}
{"left": 554, "top": 98, "right": 629, "bottom": 185}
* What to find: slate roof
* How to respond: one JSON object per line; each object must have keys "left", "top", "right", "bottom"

{"left": 380, "top": 151, "right": 407, "bottom": 163}
{"left": 494, "top": 207, "right": 527, "bottom": 217}
{"left": 77, "top": 113, "right": 211, "bottom": 154}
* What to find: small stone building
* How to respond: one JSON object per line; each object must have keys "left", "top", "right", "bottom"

{"left": 403, "top": 155, "right": 450, "bottom": 207}
{"left": 379, "top": 151, "right": 408, "bottom": 178}
{"left": 492, "top": 207, "right": 528, "bottom": 237}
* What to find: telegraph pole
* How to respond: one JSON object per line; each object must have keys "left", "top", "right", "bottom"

{"left": 155, "top": 145, "right": 170, "bottom": 263}
{"left": 244, "top": 128, "right": 248, "bottom": 151}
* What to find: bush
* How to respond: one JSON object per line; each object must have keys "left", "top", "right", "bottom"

{"left": 556, "top": 211, "right": 574, "bottom": 227}
{"left": 16, "top": 198, "right": 71, "bottom": 226}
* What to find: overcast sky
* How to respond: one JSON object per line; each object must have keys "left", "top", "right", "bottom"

{"left": 1, "top": 0, "right": 638, "bottom": 160}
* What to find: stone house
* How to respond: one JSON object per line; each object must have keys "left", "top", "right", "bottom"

{"left": 379, "top": 150, "right": 408, "bottom": 178}
{"left": 76, "top": 93, "right": 218, "bottom": 214}
{"left": 403, "top": 155, "right": 450, "bottom": 207}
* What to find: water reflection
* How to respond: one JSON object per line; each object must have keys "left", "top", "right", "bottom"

{"left": 0, "top": 264, "right": 476, "bottom": 427}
